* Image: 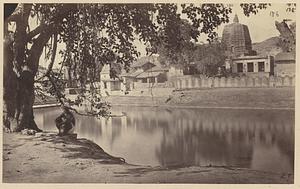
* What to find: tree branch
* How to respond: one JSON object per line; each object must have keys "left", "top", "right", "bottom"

{"left": 27, "top": 27, "right": 55, "bottom": 74}
{"left": 47, "top": 33, "right": 58, "bottom": 73}
{"left": 27, "top": 4, "right": 78, "bottom": 74}
{"left": 46, "top": 72, "right": 64, "bottom": 105}
{"left": 35, "top": 33, "right": 58, "bottom": 82}
{"left": 26, "top": 24, "right": 45, "bottom": 40}
{"left": 26, "top": 4, "right": 77, "bottom": 41}
{"left": 65, "top": 106, "right": 103, "bottom": 117}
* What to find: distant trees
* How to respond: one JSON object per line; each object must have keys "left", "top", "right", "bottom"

{"left": 158, "top": 36, "right": 226, "bottom": 77}
{"left": 157, "top": 19, "right": 199, "bottom": 67}
{"left": 192, "top": 41, "right": 226, "bottom": 77}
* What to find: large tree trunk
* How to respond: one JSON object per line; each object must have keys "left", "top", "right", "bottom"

{"left": 3, "top": 28, "right": 18, "bottom": 131}
{"left": 16, "top": 67, "right": 41, "bottom": 132}
{"left": 3, "top": 4, "right": 49, "bottom": 132}
{"left": 3, "top": 3, "right": 75, "bottom": 132}
{"left": 3, "top": 31, "right": 42, "bottom": 132}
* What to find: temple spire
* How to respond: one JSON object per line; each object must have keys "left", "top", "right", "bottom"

{"left": 233, "top": 14, "right": 239, "bottom": 23}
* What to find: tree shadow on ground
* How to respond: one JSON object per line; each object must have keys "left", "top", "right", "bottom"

{"left": 14, "top": 132, "right": 125, "bottom": 164}
{"left": 36, "top": 133, "right": 126, "bottom": 164}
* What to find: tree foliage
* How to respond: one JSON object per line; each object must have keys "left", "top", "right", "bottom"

{"left": 193, "top": 41, "right": 226, "bottom": 77}
{"left": 5, "top": 3, "right": 234, "bottom": 115}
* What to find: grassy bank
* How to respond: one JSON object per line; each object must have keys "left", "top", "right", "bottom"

{"left": 106, "top": 87, "right": 295, "bottom": 109}
{"left": 3, "top": 132, "right": 293, "bottom": 183}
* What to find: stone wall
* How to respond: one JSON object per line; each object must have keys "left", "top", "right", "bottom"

{"left": 133, "top": 82, "right": 167, "bottom": 89}
{"left": 274, "top": 64, "right": 296, "bottom": 77}
{"left": 170, "top": 75, "right": 295, "bottom": 90}
{"left": 126, "top": 88, "right": 174, "bottom": 97}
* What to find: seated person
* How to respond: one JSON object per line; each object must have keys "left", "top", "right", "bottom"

{"left": 55, "top": 105, "right": 75, "bottom": 135}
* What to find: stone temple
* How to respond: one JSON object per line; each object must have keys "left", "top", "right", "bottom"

{"left": 222, "top": 14, "right": 256, "bottom": 57}
{"left": 222, "top": 14, "right": 275, "bottom": 77}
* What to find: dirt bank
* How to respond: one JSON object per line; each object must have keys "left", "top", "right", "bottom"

{"left": 3, "top": 132, "right": 293, "bottom": 183}
{"left": 106, "top": 87, "right": 295, "bottom": 109}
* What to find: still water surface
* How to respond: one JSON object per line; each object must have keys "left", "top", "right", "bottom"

{"left": 34, "top": 106, "right": 294, "bottom": 174}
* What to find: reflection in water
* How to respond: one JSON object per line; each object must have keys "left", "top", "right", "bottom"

{"left": 34, "top": 106, "right": 294, "bottom": 174}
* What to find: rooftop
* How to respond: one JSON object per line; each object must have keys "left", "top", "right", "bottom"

{"left": 232, "top": 55, "right": 270, "bottom": 60}
{"left": 131, "top": 56, "right": 159, "bottom": 68}
{"left": 121, "top": 69, "right": 144, "bottom": 78}
{"left": 146, "top": 65, "right": 169, "bottom": 72}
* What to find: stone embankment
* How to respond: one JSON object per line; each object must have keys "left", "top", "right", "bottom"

{"left": 106, "top": 87, "right": 295, "bottom": 109}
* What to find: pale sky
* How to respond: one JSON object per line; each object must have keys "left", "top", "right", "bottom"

{"left": 34, "top": 3, "right": 296, "bottom": 68}
{"left": 207, "top": 3, "right": 296, "bottom": 43}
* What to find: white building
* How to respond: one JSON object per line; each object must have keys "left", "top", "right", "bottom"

{"left": 100, "top": 64, "right": 125, "bottom": 96}
{"left": 226, "top": 55, "right": 274, "bottom": 77}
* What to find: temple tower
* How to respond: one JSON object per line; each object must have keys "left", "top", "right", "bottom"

{"left": 222, "top": 14, "right": 256, "bottom": 57}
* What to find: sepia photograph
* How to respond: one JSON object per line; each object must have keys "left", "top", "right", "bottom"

{"left": 1, "top": 2, "right": 297, "bottom": 185}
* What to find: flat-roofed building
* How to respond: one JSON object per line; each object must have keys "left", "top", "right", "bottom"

{"left": 227, "top": 55, "right": 274, "bottom": 77}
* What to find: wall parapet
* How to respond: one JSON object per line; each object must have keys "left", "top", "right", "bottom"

{"left": 171, "top": 75, "right": 295, "bottom": 89}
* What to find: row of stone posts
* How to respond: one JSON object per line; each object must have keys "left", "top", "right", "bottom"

{"left": 172, "top": 76, "right": 295, "bottom": 89}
